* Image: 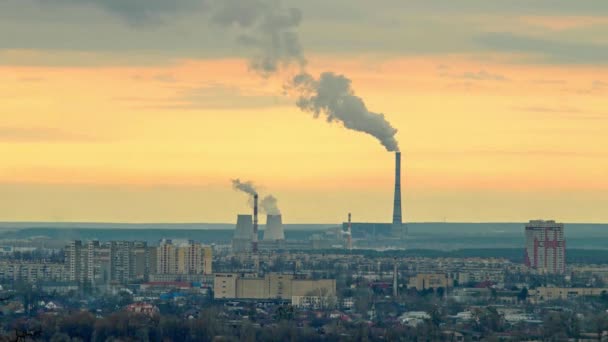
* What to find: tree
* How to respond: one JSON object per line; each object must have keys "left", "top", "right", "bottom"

{"left": 517, "top": 287, "right": 529, "bottom": 302}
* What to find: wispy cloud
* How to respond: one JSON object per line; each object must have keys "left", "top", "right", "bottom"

{"left": 37, "top": 0, "right": 203, "bottom": 26}
{"left": 512, "top": 106, "right": 606, "bottom": 120}
{"left": 476, "top": 32, "right": 608, "bottom": 64}
{"left": 125, "top": 83, "right": 292, "bottom": 110}
{"left": 512, "top": 106, "right": 583, "bottom": 114}
{"left": 457, "top": 70, "right": 509, "bottom": 81}
{"left": 0, "top": 126, "right": 104, "bottom": 143}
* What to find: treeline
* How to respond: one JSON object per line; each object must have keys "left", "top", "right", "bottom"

{"left": 1, "top": 310, "right": 443, "bottom": 342}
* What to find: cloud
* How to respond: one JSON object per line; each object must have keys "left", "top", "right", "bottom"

{"left": 37, "top": 0, "right": 204, "bottom": 25}
{"left": 512, "top": 106, "right": 583, "bottom": 114}
{"left": 512, "top": 106, "right": 607, "bottom": 120}
{"left": 476, "top": 32, "right": 608, "bottom": 64}
{"left": 0, "top": 126, "right": 103, "bottom": 143}
{"left": 129, "top": 83, "right": 291, "bottom": 110}
{"left": 456, "top": 70, "right": 509, "bottom": 81}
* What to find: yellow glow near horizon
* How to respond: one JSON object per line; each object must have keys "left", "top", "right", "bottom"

{"left": 0, "top": 54, "right": 607, "bottom": 223}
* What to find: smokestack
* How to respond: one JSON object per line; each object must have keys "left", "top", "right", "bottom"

{"left": 393, "top": 257, "right": 398, "bottom": 297}
{"left": 253, "top": 194, "right": 259, "bottom": 253}
{"left": 392, "top": 152, "right": 402, "bottom": 226}
{"left": 347, "top": 213, "right": 353, "bottom": 251}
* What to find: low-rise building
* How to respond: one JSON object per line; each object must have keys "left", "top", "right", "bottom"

{"left": 408, "top": 273, "right": 453, "bottom": 291}
{"left": 213, "top": 272, "right": 336, "bottom": 300}
{"left": 530, "top": 287, "right": 608, "bottom": 303}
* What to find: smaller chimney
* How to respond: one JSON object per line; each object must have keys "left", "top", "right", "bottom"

{"left": 393, "top": 258, "right": 398, "bottom": 297}
{"left": 347, "top": 213, "right": 353, "bottom": 251}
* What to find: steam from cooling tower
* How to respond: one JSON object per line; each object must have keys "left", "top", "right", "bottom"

{"left": 260, "top": 195, "right": 280, "bottom": 215}
{"left": 291, "top": 72, "right": 400, "bottom": 152}
{"left": 231, "top": 179, "right": 281, "bottom": 214}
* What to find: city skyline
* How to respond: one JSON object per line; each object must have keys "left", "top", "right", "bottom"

{"left": 1, "top": 1, "right": 607, "bottom": 223}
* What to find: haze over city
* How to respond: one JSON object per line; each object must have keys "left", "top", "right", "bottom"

{"left": 1, "top": 0, "right": 607, "bottom": 224}
{"left": 3, "top": 2, "right": 608, "bottom": 342}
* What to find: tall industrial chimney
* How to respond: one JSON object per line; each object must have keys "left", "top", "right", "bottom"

{"left": 252, "top": 193, "right": 259, "bottom": 253}
{"left": 392, "top": 152, "right": 402, "bottom": 225}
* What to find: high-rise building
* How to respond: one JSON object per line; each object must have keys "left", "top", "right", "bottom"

{"left": 67, "top": 240, "right": 85, "bottom": 282}
{"left": 156, "top": 239, "right": 213, "bottom": 276}
{"left": 524, "top": 220, "right": 566, "bottom": 274}
{"left": 157, "top": 239, "right": 178, "bottom": 274}
{"left": 66, "top": 240, "right": 150, "bottom": 286}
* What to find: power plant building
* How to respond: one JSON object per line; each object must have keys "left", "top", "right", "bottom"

{"left": 524, "top": 220, "right": 566, "bottom": 274}
{"left": 342, "top": 152, "right": 406, "bottom": 243}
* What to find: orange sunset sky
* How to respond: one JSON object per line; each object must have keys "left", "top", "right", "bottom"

{"left": 0, "top": 0, "right": 607, "bottom": 223}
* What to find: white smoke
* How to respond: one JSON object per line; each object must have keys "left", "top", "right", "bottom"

{"left": 260, "top": 195, "right": 280, "bottom": 215}
{"left": 218, "top": 0, "right": 401, "bottom": 150}
{"left": 231, "top": 179, "right": 281, "bottom": 214}
{"left": 231, "top": 178, "right": 257, "bottom": 196}
{"left": 47, "top": 0, "right": 401, "bottom": 150}
{"left": 291, "top": 72, "right": 400, "bottom": 152}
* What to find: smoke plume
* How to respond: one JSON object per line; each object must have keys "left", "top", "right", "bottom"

{"left": 260, "top": 195, "right": 280, "bottom": 215}
{"left": 231, "top": 179, "right": 281, "bottom": 214}
{"left": 216, "top": 0, "right": 400, "bottom": 151}
{"left": 231, "top": 178, "right": 257, "bottom": 196}
{"left": 211, "top": 0, "right": 306, "bottom": 75}
{"left": 59, "top": 0, "right": 400, "bottom": 150}
{"left": 291, "top": 72, "right": 400, "bottom": 152}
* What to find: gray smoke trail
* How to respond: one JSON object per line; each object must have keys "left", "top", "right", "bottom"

{"left": 260, "top": 195, "right": 280, "bottom": 215}
{"left": 49, "top": 0, "right": 399, "bottom": 150}
{"left": 231, "top": 178, "right": 257, "bottom": 196}
{"left": 38, "top": 0, "right": 305, "bottom": 75}
{"left": 211, "top": 0, "right": 306, "bottom": 75}
{"left": 291, "top": 72, "right": 400, "bottom": 152}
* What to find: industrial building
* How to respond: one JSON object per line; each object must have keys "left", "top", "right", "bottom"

{"left": 524, "top": 220, "right": 566, "bottom": 274}
{"left": 213, "top": 272, "right": 336, "bottom": 301}
{"left": 341, "top": 152, "right": 406, "bottom": 244}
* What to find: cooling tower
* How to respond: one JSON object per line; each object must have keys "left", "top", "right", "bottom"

{"left": 264, "top": 214, "right": 285, "bottom": 241}
{"left": 234, "top": 215, "right": 254, "bottom": 239}
{"left": 233, "top": 214, "right": 253, "bottom": 253}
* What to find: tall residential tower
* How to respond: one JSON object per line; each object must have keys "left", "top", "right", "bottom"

{"left": 524, "top": 220, "right": 566, "bottom": 274}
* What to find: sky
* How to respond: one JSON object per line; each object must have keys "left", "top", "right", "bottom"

{"left": 0, "top": 0, "right": 607, "bottom": 223}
